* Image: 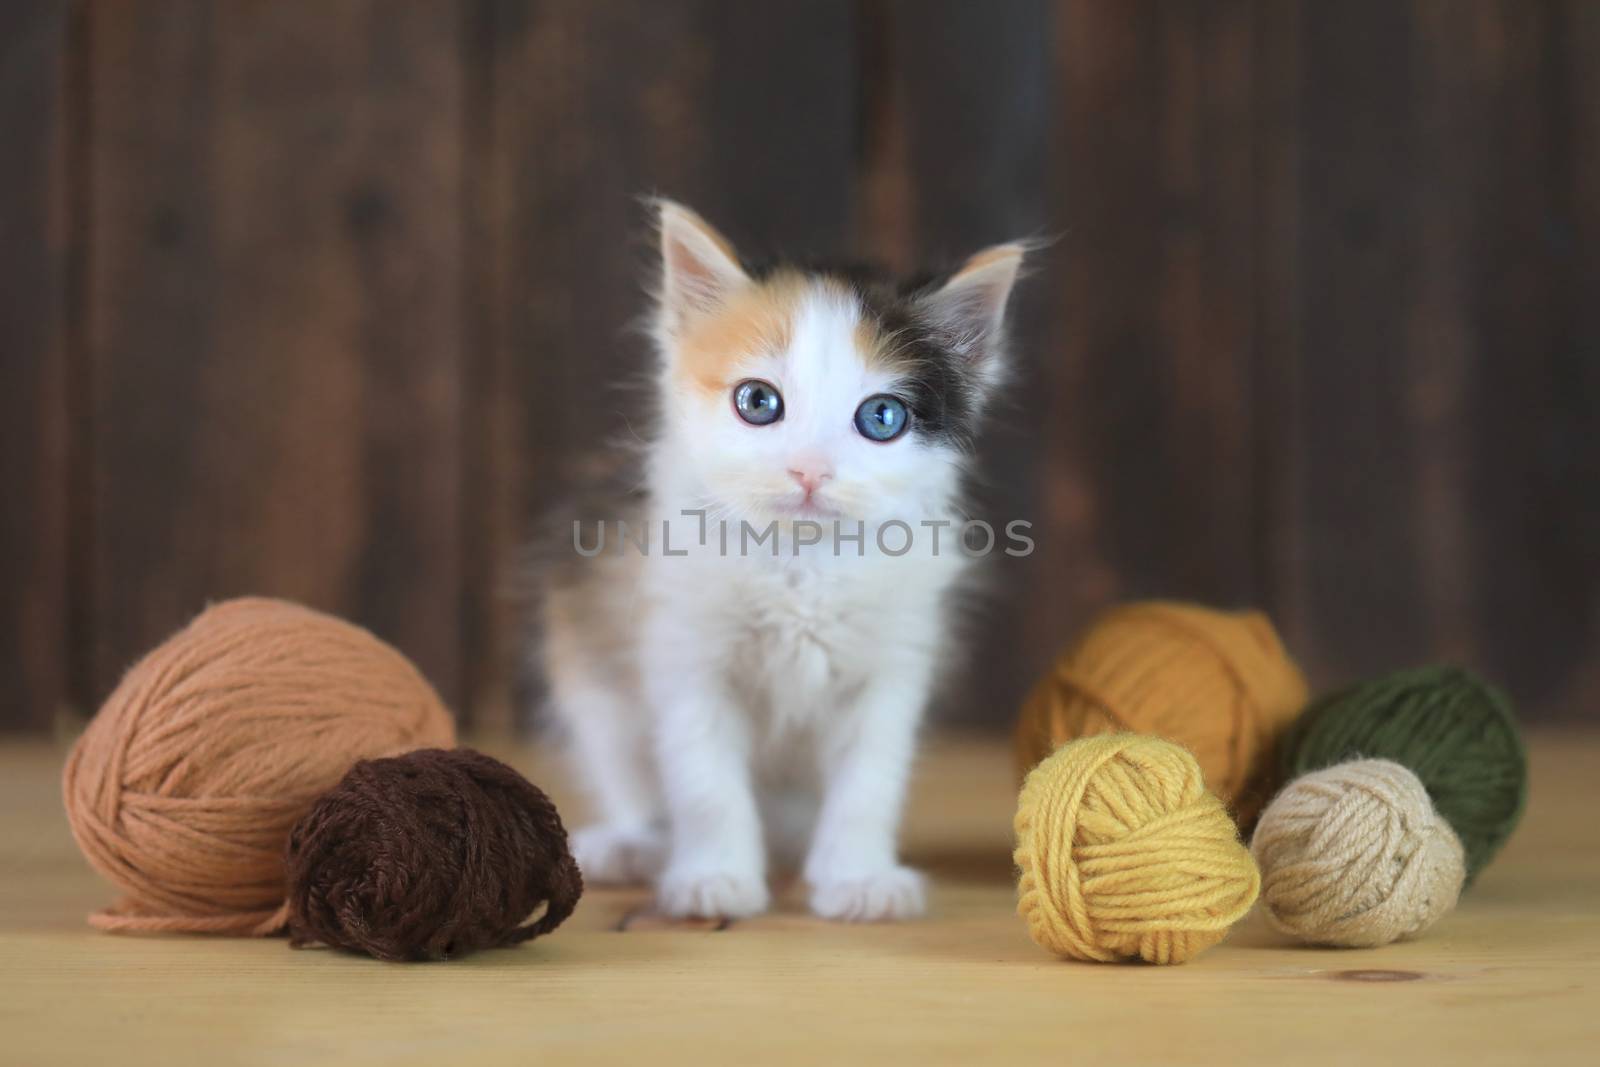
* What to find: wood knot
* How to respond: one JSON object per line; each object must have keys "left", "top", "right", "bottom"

{"left": 616, "top": 907, "right": 733, "bottom": 932}
{"left": 1330, "top": 969, "right": 1425, "bottom": 983}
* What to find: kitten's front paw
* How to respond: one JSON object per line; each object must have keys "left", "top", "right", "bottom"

{"left": 809, "top": 866, "right": 926, "bottom": 922}
{"left": 656, "top": 864, "right": 770, "bottom": 919}
{"left": 572, "top": 824, "right": 666, "bottom": 885}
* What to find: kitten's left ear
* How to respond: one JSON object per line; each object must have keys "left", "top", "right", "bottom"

{"left": 657, "top": 199, "right": 750, "bottom": 335}
{"left": 920, "top": 243, "right": 1028, "bottom": 362}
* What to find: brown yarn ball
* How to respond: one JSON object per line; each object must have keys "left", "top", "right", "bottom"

{"left": 286, "top": 748, "right": 584, "bottom": 961}
{"left": 1015, "top": 601, "right": 1309, "bottom": 826}
{"left": 62, "top": 598, "right": 456, "bottom": 935}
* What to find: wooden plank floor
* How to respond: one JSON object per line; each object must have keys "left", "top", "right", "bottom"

{"left": 3, "top": 731, "right": 1598, "bottom": 1066}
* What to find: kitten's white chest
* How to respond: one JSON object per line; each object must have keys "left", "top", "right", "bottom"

{"left": 714, "top": 549, "right": 958, "bottom": 735}
{"left": 734, "top": 561, "right": 855, "bottom": 726}
{"left": 752, "top": 563, "right": 851, "bottom": 713}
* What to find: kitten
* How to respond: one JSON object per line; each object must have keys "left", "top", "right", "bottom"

{"left": 537, "top": 201, "right": 1026, "bottom": 921}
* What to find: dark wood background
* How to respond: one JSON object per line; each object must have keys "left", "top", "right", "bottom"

{"left": 3, "top": 0, "right": 1596, "bottom": 735}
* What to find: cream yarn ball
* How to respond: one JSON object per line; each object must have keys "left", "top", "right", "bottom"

{"left": 1251, "top": 759, "right": 1466, "bottom": 947}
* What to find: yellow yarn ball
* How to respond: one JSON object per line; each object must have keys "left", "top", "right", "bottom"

{"left": 1014, "top": 601, "right": 1309, "bottom": 826}
{"left": 1014, "top": 734, "right": 1261, "bottom": 965}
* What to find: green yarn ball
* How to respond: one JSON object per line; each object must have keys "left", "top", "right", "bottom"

{"left": 1281, "top": 665, "right": 1526, "bottom": 882}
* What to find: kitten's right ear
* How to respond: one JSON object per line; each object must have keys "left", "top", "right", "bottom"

{"left": 656, "top": 200, "right": 749, "bottom": 333}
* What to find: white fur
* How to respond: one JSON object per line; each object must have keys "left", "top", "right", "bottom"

{"left": 542, "top": 203, "right": 1018, "bottom": 921}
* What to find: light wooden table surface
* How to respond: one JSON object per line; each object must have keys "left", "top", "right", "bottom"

{"left": 3, "top": 731, "right": 1597, "bottom": 1066}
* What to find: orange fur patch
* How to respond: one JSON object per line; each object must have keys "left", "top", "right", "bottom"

{"left": 855, "top": 314, "right": 901, "bottom": 370}
{"left": 676, "top": 271, "right": 809, "bottom": 395}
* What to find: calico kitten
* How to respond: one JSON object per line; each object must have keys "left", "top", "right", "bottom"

{"left": 537, "top": 201, "right": 1026, "bottom": 921}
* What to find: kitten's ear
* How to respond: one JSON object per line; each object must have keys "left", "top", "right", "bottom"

{"left": 920, "top": 243, "right": 1027, "bottom": 361}
{"left": 657, "top": 200, "right": 749, "bottom": 332}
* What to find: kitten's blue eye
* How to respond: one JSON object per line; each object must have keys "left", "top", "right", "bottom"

{"left": 732, "top": 379, "right": 783, "bottom": 425}
{"left": 854, "top": 394, "right": 910, "bottom": 442}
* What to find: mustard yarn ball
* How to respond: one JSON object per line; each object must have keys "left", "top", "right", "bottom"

{"left": 1014, "top": 734, "right": 1261, "bottom": 965}
{"left": 1251, "top": 759, "right": 1465, "bottom": 948}
{"left": 1014, "top": 601, "right": 1309, "bottom": 826}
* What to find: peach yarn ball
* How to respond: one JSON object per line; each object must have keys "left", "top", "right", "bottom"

{"left": 62, "top": 598, "right": 456, "bottom": 935}
{"left": 1015, "top": 601, "right": 1309, "bottom": 826}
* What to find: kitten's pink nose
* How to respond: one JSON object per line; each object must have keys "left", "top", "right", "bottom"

{"left": 788, "top": 466, "right": 832, "bottom": 497}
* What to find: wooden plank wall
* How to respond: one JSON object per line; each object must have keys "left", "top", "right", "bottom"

{"left": 1, "top": 0, "right": 1595, "bottom": 734}
{"left": 86, "top": 0, "right": 466, "bottom": 714}
{"left": 0, "top": 0, "right": 73, "bottom": 734}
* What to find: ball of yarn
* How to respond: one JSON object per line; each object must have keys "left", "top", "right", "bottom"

{"left": 1014, "top": 733, "right": 1260, "bottom": 965}
{"left": 1252, "top": 759, "right": 1465, "bottom": 947}
{"left": 1015, "top": 601, "right": 1309, "bottom": 825}
{"left": 1282, "top": 666, "right": 1526, "bottom": 882}
{"left": 62, "top": 597, "right": 456, "bottom": 935}
{"left": 286, "top": 748, "right": 583, "bottom": 961}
